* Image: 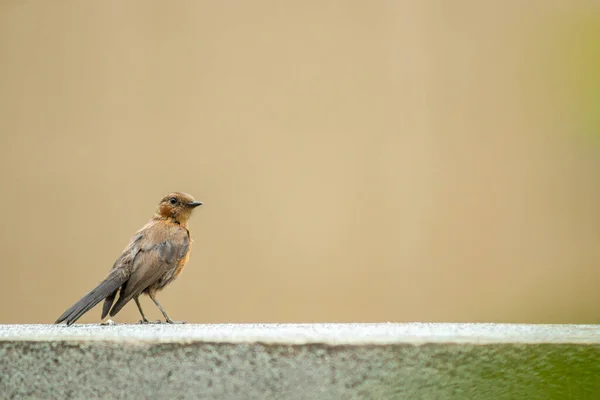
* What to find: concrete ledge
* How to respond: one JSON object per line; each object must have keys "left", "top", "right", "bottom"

{"left": 1, "top": 323, "right": 599, "bottom": 399}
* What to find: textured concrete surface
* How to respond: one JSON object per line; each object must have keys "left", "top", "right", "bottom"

{"left": 1, "top": 323, "right": 599, "bottom": 399}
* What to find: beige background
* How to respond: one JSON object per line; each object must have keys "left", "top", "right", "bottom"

{"left": 0, "top": 1, "right": 598, "bottom": 324}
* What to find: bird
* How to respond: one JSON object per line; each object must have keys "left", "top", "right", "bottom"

{"left": 55, "top": 192, "right": 203, "bottom": 326}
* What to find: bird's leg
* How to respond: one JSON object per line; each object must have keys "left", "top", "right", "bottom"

{"left": 149, "top": 293, "right": 186, "bottom": 324}
{"left": 135, "top": 297, "right": 156, "bottom": 324}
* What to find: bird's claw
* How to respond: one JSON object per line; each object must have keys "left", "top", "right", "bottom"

{"left": 138, "top": 319, "right": 162, "bottom": 325}
{"left": 166, "top": 319, "right": 187, "bottom": 324}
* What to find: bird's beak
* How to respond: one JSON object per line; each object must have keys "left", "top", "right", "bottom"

{"left": 188, "top": 201, "right": 203, "bottom": 208}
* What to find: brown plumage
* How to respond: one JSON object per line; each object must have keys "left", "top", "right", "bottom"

{"left": 55, "top": 192, "right": 203, "bottom": 326}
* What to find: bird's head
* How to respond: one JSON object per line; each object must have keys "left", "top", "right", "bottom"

{"left": 155, "top": 192, "right": 202, "bottom": 226}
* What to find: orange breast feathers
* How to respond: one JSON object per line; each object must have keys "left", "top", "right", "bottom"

{"left": 175, "top": 238, "right": 192, "bottom": 278}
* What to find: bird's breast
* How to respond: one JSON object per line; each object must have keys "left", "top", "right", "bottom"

{"left": 174, "top": 242, "right": 191, "bottom": 278}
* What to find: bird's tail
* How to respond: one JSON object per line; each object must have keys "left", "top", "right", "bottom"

{"left": 55, "top": 270, "right": 129, "bottom": 326}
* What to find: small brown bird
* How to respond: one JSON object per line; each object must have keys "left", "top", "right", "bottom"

{"left": 56, "top": 192, "right": 203, "bottom": 326}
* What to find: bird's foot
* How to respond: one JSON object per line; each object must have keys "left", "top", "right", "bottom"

{"left": 166, "top": 318, "right": 187, "bottom": 324}
{"left": 101, "top": 319, "right": 116, "bottom": 326}
{"left": 138, "top": 318, "right": 162, "bottom": 325}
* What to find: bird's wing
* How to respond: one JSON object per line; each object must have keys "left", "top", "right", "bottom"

{"left": 109, "top": 224, "right": 189, "bottom": 316}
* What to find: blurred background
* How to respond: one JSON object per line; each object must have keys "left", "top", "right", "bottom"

{"left": 0, "top": 1, "right": 599, "bottom": 324}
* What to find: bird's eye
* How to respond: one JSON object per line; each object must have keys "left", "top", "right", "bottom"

{"left": 169, "top": 197, "right": 177, "bottom": 205}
